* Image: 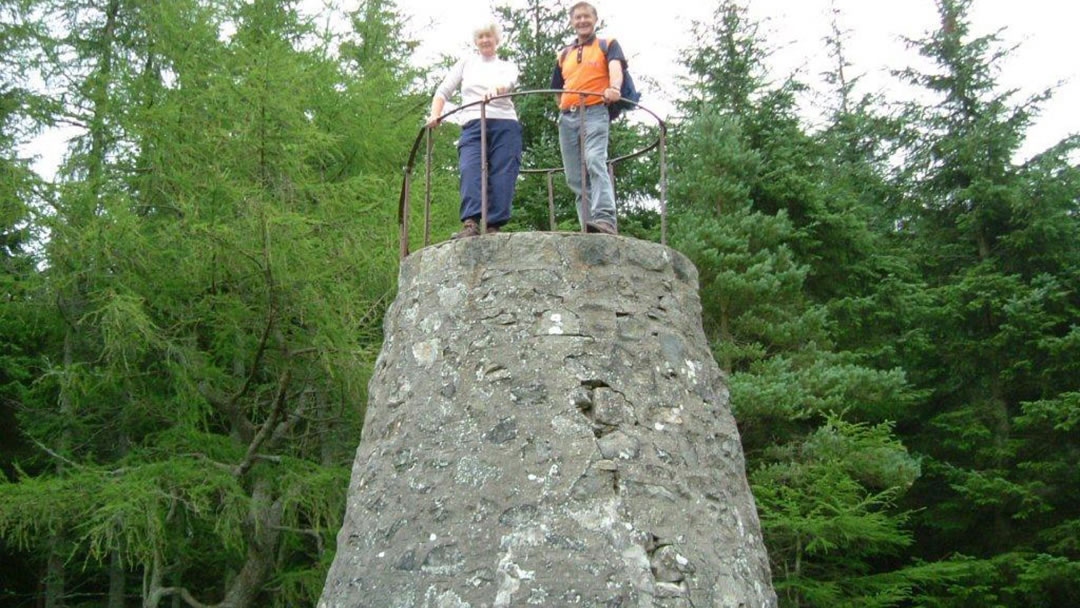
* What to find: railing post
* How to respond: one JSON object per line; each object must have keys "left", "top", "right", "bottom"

{"left": 424, "top": 127, "right": 433, "bottom": 247}
{"left": 660, "top": 123, "right": 668, "bottom": 247}
{"left": 608, "top": 162, "right": 617, "bottom": 231}
{"left": 480, "top": 101, "right": 489, "bottom": 234}
{"left": 401, "top": 167, "right": 411, "bottom": 259}
{"left": 547, "top": 171, "right": 556, "bottom": 231}
{"left": 578, "top": 94, "right": 589, "bottom": 232}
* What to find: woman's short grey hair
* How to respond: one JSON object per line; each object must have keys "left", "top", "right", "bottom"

{"left": 473, "top": 20, "right": 501, "bottom": 42}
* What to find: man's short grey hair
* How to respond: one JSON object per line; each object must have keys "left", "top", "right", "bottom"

{"left": 473, "top": 20, "right": 502, "bottom": 42}
{"left": 569, "top": 1, "right": 598, "bottom": 18}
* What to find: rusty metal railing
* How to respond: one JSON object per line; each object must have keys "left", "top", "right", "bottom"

{"left": 397, "top": 89, "right": 668, "bottom": 259}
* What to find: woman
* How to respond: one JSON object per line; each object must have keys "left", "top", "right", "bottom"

{"left": 427, "top": 21, "right": 523, "bottom": 238}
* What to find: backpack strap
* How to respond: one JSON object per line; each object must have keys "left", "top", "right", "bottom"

{"left": 560, "top": 37, "right": 615, "bottom": 66}
{"left": 598, "top": 38, "right": 626, "bottom": 68}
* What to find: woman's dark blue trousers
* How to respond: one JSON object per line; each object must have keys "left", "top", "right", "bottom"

{"left": 457, "top": 118, "right": 522, "bottom": 227}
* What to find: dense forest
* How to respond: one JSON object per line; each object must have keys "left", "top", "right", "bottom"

{"left": 1, "top": 0, "right": 1077, "bottom": 606}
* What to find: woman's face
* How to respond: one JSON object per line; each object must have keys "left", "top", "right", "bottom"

{"left": 474, "top": 30, "right": 498, "bottom": 57}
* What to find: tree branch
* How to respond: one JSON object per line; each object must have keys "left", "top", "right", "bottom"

{"left": 30, "top": 438, "right": 88, "bottom": 472}
{"left": 234, "top": 368, "right": 292, "bottom": 478}
{"left": 184, "top": 452, "right": 237, "bottom": 474}
{"left": 226, "top": 212, "right": 278, "bottom": 422}
{"left": 227, "top": 302, "right": 275, "bottom": 412}
{"left": 158, "top": 587, "right": 216, "bottom": 608}
{"left": 269, "top": 385, "right": 311, "bottom": 446}
{"left": 358, "top": 290, "right": 391, "bottom": 329}
{"left": 271, "top": 525, "right": 326, "bottom": 557}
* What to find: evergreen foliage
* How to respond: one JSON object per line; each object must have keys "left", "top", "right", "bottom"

{"left": 886, "top": 1, "right": 1080, "bottom": 603}
{"left": 1, "top": 0, "right": 56, "bottom": 598}
{"left": 0, "top": 0, "right": 418, "bottom": 605}
{"left": 670, "top": 2, "right": 970, "bottom": 605}
{"left": 1, "top": 0, "right": 1078, "bottom": 605}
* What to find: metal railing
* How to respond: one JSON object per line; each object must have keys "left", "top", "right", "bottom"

{"left": 397, "top": 89, "right": 668, "bottom": 258}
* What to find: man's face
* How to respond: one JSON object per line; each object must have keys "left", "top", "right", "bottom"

{"left": 570, "top": 7, "right": 596, "bottom": 39}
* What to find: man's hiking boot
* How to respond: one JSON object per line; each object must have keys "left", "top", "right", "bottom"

{"left": 485, "top": 224, "right": 501, "bottom": 234}
{"left": 586, "top": 220, "right": 618, "bottom": 235}
{"left": 452, "top": 219, "right": 480, "bottom": 239}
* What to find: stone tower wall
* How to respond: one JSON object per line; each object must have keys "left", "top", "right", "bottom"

{"left": 319, "top": 233, "right": 777, "bottom": 608}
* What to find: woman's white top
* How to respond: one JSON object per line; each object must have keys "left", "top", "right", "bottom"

{"left": 435, "top": 53, "right": 519, "bottom": 123}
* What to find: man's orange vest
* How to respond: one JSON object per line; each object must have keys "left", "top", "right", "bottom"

{"left": 557, "top": 37, "right": 614, "bottom": 111}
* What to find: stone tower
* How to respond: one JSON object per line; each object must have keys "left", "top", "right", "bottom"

{"left": 319, "top": 233, "right": 777, "bottom": 607}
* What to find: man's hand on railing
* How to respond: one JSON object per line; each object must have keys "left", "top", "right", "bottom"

{"left": 425, "top": 115, "right": 441, "bottom": 129}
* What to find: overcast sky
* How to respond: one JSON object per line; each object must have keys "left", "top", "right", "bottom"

{"left": 27, "top": 0, "right": 1079, "bottom": 176}
{"left": 380, "top": 0, "right": 1079, "bottom": 161}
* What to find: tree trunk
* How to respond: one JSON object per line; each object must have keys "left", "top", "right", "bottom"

{"left": 719, "top": 301, "right": 733, "bottom": 373}
{"left": 86, "top": 0, "right": 120, "bottom": 190}
{"left": 45, "top": 533, "right": 65, "bottom": 608}
{"left": 793, "top": 536, "right": 803, "bottom": 608}
{"left": 109, "top": 550, "right": 125, "bottom": 608}
{"left": 219, "top": 478, "right": 284, "bottom": 608}
{"left": 45, "top": 329, "right": 78, "bottom": 608}
{"left": 989, "top": 378, "right": 1011, "bottom": 546}
{"left": 317, "top": 390, "right": 334, "bottom": 467}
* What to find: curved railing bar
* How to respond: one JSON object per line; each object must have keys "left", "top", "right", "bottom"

{"left": 516, "top": 90, "right": 666, "bottom": 174}
{"left": 397, "top": 88, "right": 668, "bottom": 258}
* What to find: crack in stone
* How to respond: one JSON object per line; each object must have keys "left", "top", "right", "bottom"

{"left": 478, "top": 309, "right": 517, "bottom": 325}
{"left": 604, "top": 384, "right": 633, "bottom": 406}
{"left": 573, "top": 382, "right": 622, "bottom": 440}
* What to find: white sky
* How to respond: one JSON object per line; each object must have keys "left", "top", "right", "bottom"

{"left": 384, "top": 0, "right": 1079, "bottom": 161}
{"left": 27, "top": 0, "right": 1080, "bottom": 177}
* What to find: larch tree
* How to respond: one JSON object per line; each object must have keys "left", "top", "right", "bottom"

{"left": 0, "top": 0, "right": 419, "bottom": 606}
{"left": 0, "top": 0, "right": 53, "bottom": 598}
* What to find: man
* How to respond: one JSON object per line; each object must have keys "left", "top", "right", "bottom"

{"left": 551, "top": 1, "right": 624, "bottom": 235}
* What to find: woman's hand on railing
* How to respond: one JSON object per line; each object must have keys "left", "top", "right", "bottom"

{"left": 483, "top": 85, "right": 509, "bottom": 103}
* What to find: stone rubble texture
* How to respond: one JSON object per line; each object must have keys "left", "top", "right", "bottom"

{"left": 319, "top": 233, "right": 777, "bottom": 608}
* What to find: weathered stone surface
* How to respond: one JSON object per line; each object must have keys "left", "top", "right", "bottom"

{"left": 319, "top": 233, "right": 777, "bottom": 608}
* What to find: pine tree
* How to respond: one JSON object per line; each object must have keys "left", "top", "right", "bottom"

{"left": 889, "top": 1, "right": 1080, "bottom": 603}
{"left": 678, "top": 0, "right": 765, "bottom": 119}
{"left": 669, "top": 3, "right": 958, "bottom": 605}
